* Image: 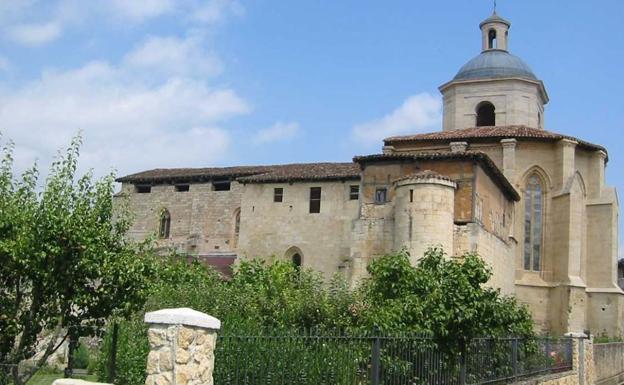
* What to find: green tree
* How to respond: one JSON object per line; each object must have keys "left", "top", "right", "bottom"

{"left": 359, "top": 247, "right": 534, "bottom": 348}
{"left": 0, "top": 136, "right": 155, "bottom": 385}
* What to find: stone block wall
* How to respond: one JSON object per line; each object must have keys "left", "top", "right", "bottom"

{"left": 594, "top": 343, "right": 624, "bottom": 385}
{"left": 116, "top": 181, "right": 244, "bottom": 255}
{"left": 144, "top": 308, "right": 220, "bottom": 385}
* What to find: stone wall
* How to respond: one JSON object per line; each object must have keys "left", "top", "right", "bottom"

{"left": 237, "top": 180, "right": 359, "bottom": 278}
{"left": 116, "top": 181, "right": 244, "bottom": 256}
{"left": 440, "top": 79, "right": 546, "bottom": 130}
{"left": 144, "top": 308, "right": 220, "bottom": 385}
{"left": 393, "top": 176, "right": 456, "bottom": 265}
{"left": 594, "top": 343, "right": 624, "bottom": 385}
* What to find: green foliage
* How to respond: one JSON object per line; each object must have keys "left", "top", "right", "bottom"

{"left": 98, "top": 248, "right": 535, "bottom": 385}
{"left": 73, "top": 344, "right": 90, "bottom": 370}
{"left": 594, "top": 334, "right": 624, "bottom": 343}
{"left": 0, "top": 135, "right": 155, "bottom": 385}
{"left": 360, "top": 248, "right": 534, "bottom": 346}
{"left": 97, "top": 318, "right": 149, "bottom": 385}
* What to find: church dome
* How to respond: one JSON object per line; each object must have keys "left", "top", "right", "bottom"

{"left": 453, "top": 49, "right": 537, "bottom": 81}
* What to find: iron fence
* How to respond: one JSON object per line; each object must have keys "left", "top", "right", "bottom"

{"left": 214, "top": 332, "right": 574, "bottom": 385}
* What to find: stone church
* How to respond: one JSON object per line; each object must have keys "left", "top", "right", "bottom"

{"left": 116, "top": 12, "right": 622, "bottom": 336}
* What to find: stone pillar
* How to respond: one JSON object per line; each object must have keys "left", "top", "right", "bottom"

{"left": 587, "top": 150, "right": 606, "bottom": 199}
{"left": 500, "top": 138, "right": 517, "bottom": 182}
{"left": 565, "top": 333, "right": 596, "bottom": 385}
{"left": 556, "top": 139, "right": 577, "bottom": 190}
{"left": 144, "top": 308, "right": 221, "bottom": 385}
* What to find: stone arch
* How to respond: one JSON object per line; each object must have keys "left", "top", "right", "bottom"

{"left": 476, "top": 101, "right": 496, "bottom": 126}
{"left": 284, "top": 246, "right": 304, "bottom": 269}
{"left": 562, "top": 171, "right": 587, "bottom": 197}
{"left": 488, "top": 28, "right": 498, "bottom": 49}
{"left": 519, "top": 165, "right": 552, "bottom": 191}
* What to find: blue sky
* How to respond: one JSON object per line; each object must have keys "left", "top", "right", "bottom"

{"left": 1, "top": 1, "right": 623, "bottom": 250}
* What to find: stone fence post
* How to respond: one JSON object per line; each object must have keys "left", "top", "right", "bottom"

{"left": 144, "top": 308, "right": 221, "bottom": 385}
{"left": 566, "top": 332, "right": 595, "bottom": 385}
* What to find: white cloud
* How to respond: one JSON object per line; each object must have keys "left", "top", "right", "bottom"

{"left": 0, "top": 0, "right": 250, "bottom": 177}
{"left": 124, "top": 35, "right": 222, "bottom": 78}
{"left": 108, "top": 0, "right": 174, "bottom": 22}
{"left": 253, "top": 122, "right": 301, "bottom": 145}
{"left": 8, "top": 21, "right": 62, "bottom": 45}
{"left": 0, "top": 58, "right": 250, "bottom": 178}
{"left": 191, "top": 0, "right": 244, "bottom": 24}
{"left": 352, "top": 93, "right": 442, "bottom": 144}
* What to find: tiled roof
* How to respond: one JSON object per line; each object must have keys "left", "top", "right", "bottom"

{"left": 116, "top": 166, "right": 272, "bottom": 183}
{"left": 116, "top": 163, "right": 360, "bottom": 184}
{"left": 393, "top": 170, "right": 454, "bottom": 184}
{"left": 353, "top": 151, "right": 520, "bottom": 201}
{"left": 236, "top": 163, "right": 360, "bottom": 183}
{"left": 384, "top": 125, "right": 607, "bottom": 156}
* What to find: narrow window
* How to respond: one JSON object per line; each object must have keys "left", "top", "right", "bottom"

{"left": 159, "top": 210, "right": 171, "bottom": 239}
{"left": 409, "top": 189, "right": 414, "bottom": 203}
{"left": 136, "top": 185, "right": 151, "bottom": 194}
{"left": 292, "top": 253, "right": 302, "bottom": 270}
{"left": 213, "top": 180, "right": 231, "bottom": 191}
{"left": 476, "top": 101, "right": 496, "bottom": 127}
{"left": 488, "top": 29, "right": 497, "bottom": 49}
{"left": 274, "top": 188, "right": 284, "bottom": 202}
{"left": 309, "top": 187, "right": 321, "bottom": 214}
{"left": 375, "top": 188, "right": 388, "bottom": 204}
{"left": 349, "top": 185, "right": 359, "bottom": 200}
{"left": 232, "top": 208, "right": 241, "bottom": 248}
{"left": 524, "top": 175, "right": 544, "bottom": 271}
{"left": 175, "top": 184, "right": 189, "bottom": 192}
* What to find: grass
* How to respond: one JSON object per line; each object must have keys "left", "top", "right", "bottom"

{"left": 26, "top": 372, "right": 98, "bottom": 385}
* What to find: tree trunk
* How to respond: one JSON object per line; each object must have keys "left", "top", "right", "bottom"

{"left": 64, "top": 336, "right": 77, "bottom": 378}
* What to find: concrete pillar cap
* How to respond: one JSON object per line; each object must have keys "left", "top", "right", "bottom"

{"left": 564, "top": 332, "right": 588, "bottom": 338}
{"left": 144, "top": 307, "right": 221, "bottom": 330}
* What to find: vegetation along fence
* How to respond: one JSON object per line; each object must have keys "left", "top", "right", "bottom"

{"left": 213, "top": 332, "right": 573, "bottom": 385}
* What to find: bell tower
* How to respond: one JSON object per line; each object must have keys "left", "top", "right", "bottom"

{"left": 439, "top": 12, "right": 548, "bottom": 131}
{"left": 480, "top": 12, "right": 510, "bottom": 51}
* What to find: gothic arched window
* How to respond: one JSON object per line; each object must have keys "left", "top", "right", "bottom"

{"left": 476, "top": 102, "right": 496, "bottom": 127}
{"left": 159, "top": 209, "right": 171, "bottom": 239}
{"left": 523, "top": 175, "right": 544, "bottom": 271}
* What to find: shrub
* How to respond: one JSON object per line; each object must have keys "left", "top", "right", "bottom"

{"left": 97, "top": 248, "right": 535, "bottom": 385}
{"left": 73, "top": 344, "right": 91, "bottom": 370}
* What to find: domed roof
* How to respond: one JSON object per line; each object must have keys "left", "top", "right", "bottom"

{"left": 453, "top": 49, "right": 537, "bottom": 81}
{"left": 479, "top": 12, "right": 511, "bottom": 28}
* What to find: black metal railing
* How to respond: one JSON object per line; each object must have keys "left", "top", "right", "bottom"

{"left": 213, "top": 332, "right": 574, "bottom": 385}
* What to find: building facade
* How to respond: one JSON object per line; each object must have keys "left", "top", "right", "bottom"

{"left": 116, "top": 12, "right": 622, "bottom": 337}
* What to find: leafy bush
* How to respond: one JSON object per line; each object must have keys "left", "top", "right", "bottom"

{"left": 97, "top": 317, "right": 149, "bottom": 385}
{"left": 359, "top": 248, "right": 534, "bottom": 348}
{"left": 73, "top": 344, "right": 91, "bottom": 370}
{"left": 97, "top": 248, "right": 535, "bottom": 385}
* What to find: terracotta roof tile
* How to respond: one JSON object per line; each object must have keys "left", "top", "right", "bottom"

{"left": 237, "top": 163, "right": 360, "bottom": 183}
{"left": 384, "top": 125, "right": 607, "bottom": 156}
{"left": 393, "top": 170, "right": 454, "bottom": 184}
{"left": 116, "top": 163, "right": 360, "bottom": 184}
